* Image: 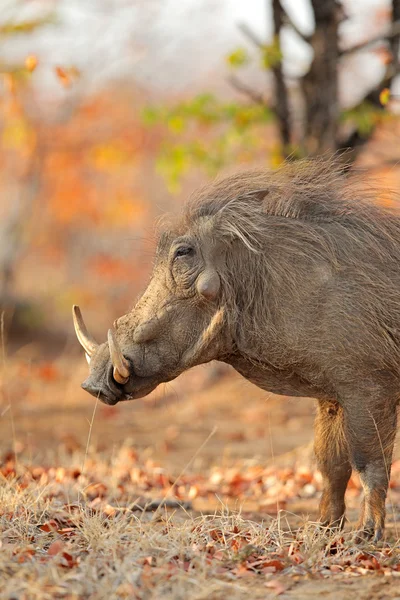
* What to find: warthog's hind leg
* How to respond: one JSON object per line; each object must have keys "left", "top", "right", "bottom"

{"left": 314, "top": 400, "right": 352, "bottom": 528}
{"left": 343, "top": 393, "right": 397, "bottom": 542}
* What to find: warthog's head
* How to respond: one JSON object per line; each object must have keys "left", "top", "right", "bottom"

{"left": 73, "top": 205, "right": 240, "bottom": 405}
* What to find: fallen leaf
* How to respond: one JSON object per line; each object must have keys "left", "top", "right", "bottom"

{"left": 39, "top": 520, "right": 58, "bottom": 532}
{"left": 60, "top": 551, "right": 78, "bottom": 568}
{"left": 48, "top": 540, "right": 64, "bottom": 556}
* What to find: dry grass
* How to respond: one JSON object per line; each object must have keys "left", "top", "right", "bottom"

{"left": 1, "top": 354, "right": 400, "bottom": 599}
{"left": 1, "top": 440, "right": 400, "bottom": 600}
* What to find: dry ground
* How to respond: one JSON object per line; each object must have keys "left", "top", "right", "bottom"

{"left": 1, "top": 350, "right": 400, "bottom": 599}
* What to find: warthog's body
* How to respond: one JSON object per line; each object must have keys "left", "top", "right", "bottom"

{"left": 75, "top": 159, "right": 400, "bottom": 540}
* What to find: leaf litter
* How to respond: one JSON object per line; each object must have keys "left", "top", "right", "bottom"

{"left": 0, "top": 442, "right": 400, "bottom": 599}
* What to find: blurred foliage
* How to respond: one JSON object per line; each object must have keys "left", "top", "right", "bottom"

{"left": 143, "top": 21, "right": 398, "bottom": 190}
{"left": 379, "top": 88, "right": 391, "bottom": 106}
{"left": 0, "top": 11, "right": 158, "bottom": 332}
{"left": 143, "top": 92, "right": 274, "bottom": 191}
{"left": 260, "top": 37, "right": 283, "bottom": 70}
{"left": 340, "top": 101, "right": 388, "bottom": 137}
{"left": 226, "top": 48, "right": 250, "bottom": 68}
{"left": 0, "top": 15, "right": 55, "bottom": 36}
{"left": 0, "top": 14, "right": 52, "bottom": 77}
{"left": 1, "top": 3, "right": 399, "bottom": 335}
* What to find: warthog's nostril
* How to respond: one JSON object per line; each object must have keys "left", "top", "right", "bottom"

{"left": 81, "top": 378, "right": 96, "bottom": 396}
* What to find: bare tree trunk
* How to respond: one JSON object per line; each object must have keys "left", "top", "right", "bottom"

{"left": 390, "top": 0, "right": 400, "bottom": 70}
{"left": 231, "top": 0, "right": 399, "bottom": 162}
{"left": 271, "top": 0, "right": 292, "bottom": 156}
{"left": 301, "top": 0, "right": 340, "bottom": 154}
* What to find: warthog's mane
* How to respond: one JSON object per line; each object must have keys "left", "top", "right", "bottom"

{"left": 183, "top": 157, "right": 400, "bottom": 372}
{"left": 186, "top": 156, "right": 397, "bottom": 226}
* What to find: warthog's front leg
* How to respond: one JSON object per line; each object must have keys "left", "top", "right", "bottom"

{"left": 342, "top": 389, "right": 398, "bottom": 542}
{"left": 314, "top": 400, "right": 352, "bottom": 528}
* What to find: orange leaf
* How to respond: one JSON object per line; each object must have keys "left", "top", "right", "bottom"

{"left": 59, "top": 551, "right": 79, "bottom": 569}
{"left": 17, "top": 548, "right": 36, "bottom": 563}
{"left": 55, "top": 66, "right": 71, "bottom": 88}
{"left": 60, "top": 551, "right": 78, "bottom": 568}
{"left": 48, "top": 540, "right": 64, "bottom": 556}
{"left": 15, "top": 547, "right": 36, "bottom": 562}
{"left": 262, "top": 559, "right": 285, "bottom": 572}
{"left": 25, "top": 55, "right": 38, "bottom": 72}
{"left": 54, "top": 65, "right": 80, "bottom": 88}
{"left": 57, "top": 527, "right": 76, "bottom": 536}
{"left": 39, "top": 520, "right": 58, "bottom": 532}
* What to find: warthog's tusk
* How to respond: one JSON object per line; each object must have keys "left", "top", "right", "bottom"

{"left": 72, "top": 305, "right": 99, "bottom": 357}
{"left": 107, "top": 328, "right": 130, "bottom": 385}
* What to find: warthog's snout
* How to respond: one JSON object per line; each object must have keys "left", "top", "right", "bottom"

{"left": 81, "top": 372, "right": 122, "bottom": 406}
{"left": 73, "top": 305, "right": 131, "bottom": 385}
{"left": 73, "top": 305, "right": 138, "bottom": 404}
{"left": 73, "top": 305, "right": 172, "bottom": 404}
{"left": 81, "top": 356, "right": 126, "bottom": 406}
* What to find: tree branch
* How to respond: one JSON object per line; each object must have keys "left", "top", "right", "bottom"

{"left": 280, "top": 6, "right": 312, "bottom": 44}
{"left": 337, "top": 1, "right": 400, "bottom": 161}
{"left": 228, "top": 75, "right": 265, "bottom": 104}
{"left": 390, "top": 1, "right": 400, "bottom": 70}
{"left": 340, "top": 20, "right": 400, "bottom": 56}
{"left": 271, "top": 0, "right": 292, "bottom": 153}
{"left": 238, "top": 8, "right": 292, "bottom": 154}
{"left": 238, "top": 22, "right": 264, "bottom": 48}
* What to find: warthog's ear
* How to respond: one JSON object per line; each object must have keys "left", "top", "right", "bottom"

{"left": 196, "top": 269, "right": 220, "bottom": 300}
{"left": 210, "top": 188, "right": 271, "bottom": 252}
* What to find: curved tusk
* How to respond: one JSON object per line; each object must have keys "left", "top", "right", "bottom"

{"left": 107, "top": 328, "right": 130, "bottom": 384}
{"left": 72, "top": 305, "right": 99, "bottom": 357}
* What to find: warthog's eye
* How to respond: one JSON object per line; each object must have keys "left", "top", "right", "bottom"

{"left": 174, "top": 245, "right": 194, "bottom": 260}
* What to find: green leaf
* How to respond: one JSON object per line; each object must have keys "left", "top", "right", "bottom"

{"left": 340, "top": 101, "right": 385, "bottom": 136}
{"left": 0, "top": 16, "right": 55, "bottom": 36}
{"left": 167, "top": 116, "right": 185, "bottom": 133}
{"left": 226, "top": 48, "right": 250, "bottom": 68}
{"left": 261, "top": 37, "right": 283, "bottom": 70}
{"left": 141, "top": 107, "right": 161, "bottom": 126}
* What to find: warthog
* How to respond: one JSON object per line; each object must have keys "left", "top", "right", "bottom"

{"left": 73, "top": 158, "right": 400, "bottom": 541}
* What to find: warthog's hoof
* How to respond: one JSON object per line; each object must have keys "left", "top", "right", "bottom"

{"left": 353, "top": 526, "right": 383, "bottom": 545}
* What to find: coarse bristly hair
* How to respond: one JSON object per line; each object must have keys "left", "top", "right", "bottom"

{"left": 183, "top": 156, "right": 400, "bottom": 379}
